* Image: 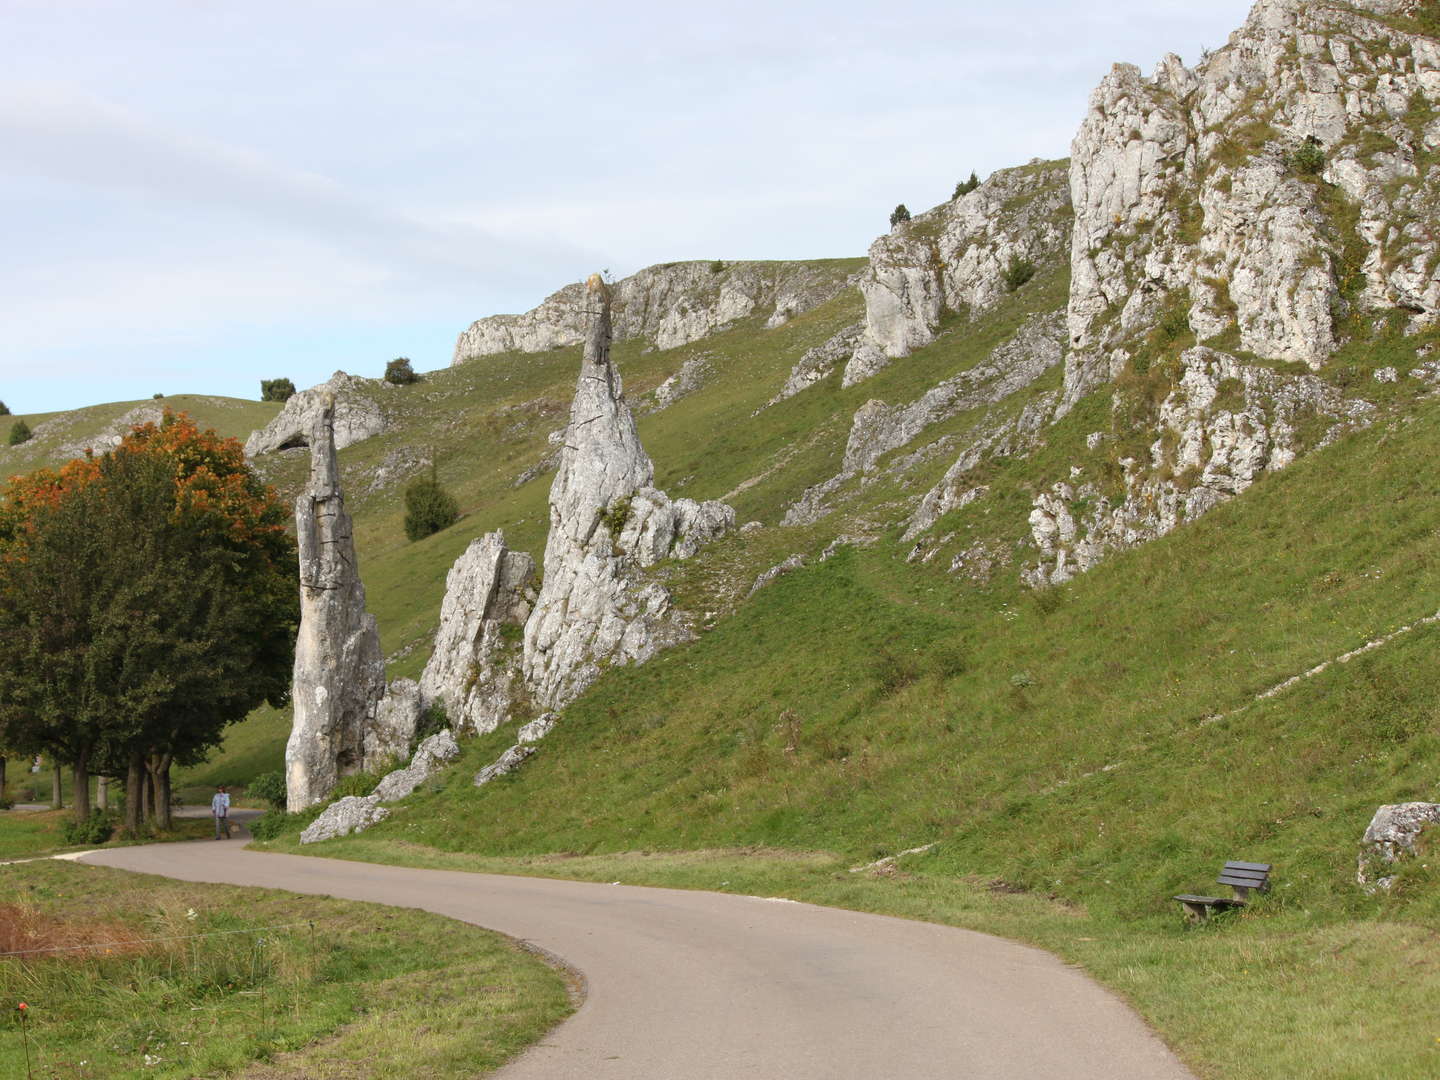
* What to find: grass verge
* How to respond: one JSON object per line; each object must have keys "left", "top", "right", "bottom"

{"left": 0, "top": 860, "right": 571, "bottom": 1079}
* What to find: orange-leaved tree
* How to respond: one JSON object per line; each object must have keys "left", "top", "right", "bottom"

{"left": 0, "top": 411, "right": 298, "bottom": 830}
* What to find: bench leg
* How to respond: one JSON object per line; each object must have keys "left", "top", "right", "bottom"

{"left": 1180, "top": 901, "right": 1210, "bottom": 923}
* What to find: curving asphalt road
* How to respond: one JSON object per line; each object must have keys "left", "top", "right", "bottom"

{"left": 82, "top": 838, "right": 1195, "bottom": 1079}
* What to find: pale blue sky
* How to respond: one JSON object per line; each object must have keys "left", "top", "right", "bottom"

{"left": 1, "top": 0, "right": 1255, "bottom": 413}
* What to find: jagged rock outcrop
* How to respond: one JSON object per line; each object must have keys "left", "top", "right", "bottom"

{"left": 371, "top": 729, "right": 461, "bottom": 802}
{"left": 417, "top": 532, "right": 536, "bottom": 734}
{"left": 453, "top": 261, "right": 858, "bottom": 363}
{"left": 748, "top": 554, "right": 806, "bottom": 597}
{"left": 299, "top": 730, "right": 461, "bottom": 844}
{"left": 245, "top": 372, "right": 386, "bottom": 456}
{"left": 649, "top": 352, "right": 715, "bottom": 411}
{"left": 474, "top": 744, "right": 536, "bottom": 787}
{"left": 765, "top": 323, "right": 864, "bottom": 407}
{"left": 298, "top": 795, "right": 389, "bottom": 844}
{"left": 782, "top": 313, "right": 1065, "bottom": 527}
{"left": 1027, "top": 346, "right": 1373, "bottom": 586}
{"left": 522, "top": 276, "right": 735, "bottom": 709}
{"left": 1357, "top": 801, "right": 1440, "bottom": 891}
{"left": 840, "top": 162, "right": 1072, "bottom": 387}
{"left": 285, "top": 400, "right": 387, "bottom": 811}
{"left": 1064, "top": 0, "right": 1440, "bottom": 408}
{"left": 517, "top": 713, "right": 558, "bottom": 743}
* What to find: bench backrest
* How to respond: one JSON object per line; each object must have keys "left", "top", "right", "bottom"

{"left": 1217, "top": 860, "right": 1271, "bottom": 895}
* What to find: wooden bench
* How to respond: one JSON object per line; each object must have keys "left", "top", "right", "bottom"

{"left": 1174, "top": 861, "right": 1271, "bottom": 921}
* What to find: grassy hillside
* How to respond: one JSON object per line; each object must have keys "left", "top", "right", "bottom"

{"left": 36, "top": 235, "right": 1437, "bottom": 1077}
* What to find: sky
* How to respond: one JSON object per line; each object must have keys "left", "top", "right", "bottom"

{"left": 1, "top": 0, "right": 1257, "bottom": 414}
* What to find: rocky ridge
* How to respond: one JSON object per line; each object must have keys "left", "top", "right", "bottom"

{"left": 453, "top": 260, "right": 859, "bottom": 364}
{"left": 246, "top": 372, "right": 388, "bottom": 457}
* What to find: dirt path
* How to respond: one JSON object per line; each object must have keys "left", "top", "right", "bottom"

{"left": 82, "top": 840, "right": 1194, "bottom": 1079}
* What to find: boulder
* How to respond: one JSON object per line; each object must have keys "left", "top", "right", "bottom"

{"left": 474, "top": 744, "right": 536, "bottom": 787}
{"left": 1357, "top": 802, "right": 1440, "bottom": 892}
{"left": 372, "top": 729, "right": 460, "bottom": 802}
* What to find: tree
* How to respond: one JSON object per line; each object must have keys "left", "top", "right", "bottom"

{"left": 954, "top": 171, "right": 980, "bottom": 199}
{"left": 403, "top": 467, "right": 459, "bottom": 541}
{"left": 889, "top": 204, "right": 912, "bottom": 228}
{"left": 261, "top": 378, "right": 297, "bottom": 403}
{"left": 8, "top": 419, "right": 31, "bottom": 445}
{"left": 0, "top": 401, "right": 9, "bottom": 416}
{"left": 0, "top": 412, "right": 298, "bottom": 827}
{"left": 384, "top": 357, "right": 420, "bottom": 385}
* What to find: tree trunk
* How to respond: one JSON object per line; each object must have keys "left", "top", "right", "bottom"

{"left": 124, "top": 752, "right": 144, "bottom": 832}
{"left": 96, "top": 776, "right": 108, "bottom": 810}
{"left": 143, "top": 768, "right": 156, "bottom": 823}
{"left": 146, "top": 753, "right": 174, "bottom": 831}
{"left": 72, "top": 749, "right": 91, "bottom": 821}
{"left": 50, "top": 766, "right": 62, "bottom": 810}
{"left": 0, "top": 756, "right": 7, "bottom": 806}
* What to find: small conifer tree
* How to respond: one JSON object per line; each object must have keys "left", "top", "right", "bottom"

{"left": 953, "top": 171, "right": 980, "bottom": 199}
{"left": 403, "top": 466, "right": 459, "bottom": 541}
{"left": 0, "top": 401, "right": 9, "bottom": 416}
{"left": 7, "top": 420, "right": 31, "bottom": 446}
{"left": 889, "top": 204, "right": 912, "bottom": 228}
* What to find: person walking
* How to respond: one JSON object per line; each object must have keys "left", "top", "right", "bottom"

{"left": 211, "top": 785, "right": 230, "bottom": 839}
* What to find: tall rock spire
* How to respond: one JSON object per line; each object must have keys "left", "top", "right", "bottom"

{"left": 523, "top": 275, "right": 734, "bottom": 709}
{"left": 285, "top": 396, "right": 386, "bottom": 811}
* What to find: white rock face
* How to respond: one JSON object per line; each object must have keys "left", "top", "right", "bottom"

{"left": 1357, "top": 802, "right": 1440, "bottom": 891}
{"left": 453, "top": 261, "right": 857, "bottom": 363}
{"left": 1064, "top": 0, "right": 1440, "bottom": 407}
{"left": 418, "top": 532, "right": 536, "bottom": 734}
{"left": 517, "top": 712, "right": 559, "bottom": 744}
{"left": 748, "top": 554, "right": 806, "bottom": 597}
{"left": 372, "top": 729, "right": 461, "bottom": 802}
{"left": 366, "top": 678, "right": 421, "bottom": 765}
{"left": 285, "top": 401, "right": 387, "bottom": 811}
{"left": 1027, "top": 346, "right": 1374, "bottom": 586}
{"left": 522, "top": 279, "right": 735, "bottom": 710}
{"left": 245, "top": 372, "right": 386, "bottom": 457}
{"left": 298, "top": 795, "right": 389, "bottom": 844}
{"left": 840, "top": 162, "right": 1071, "bottom": 386}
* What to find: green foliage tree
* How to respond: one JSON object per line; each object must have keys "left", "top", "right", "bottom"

{"left": 403, "top": 467, "right": 460, "bottom": 541}
{"left": 954, "top": 171, "right": 980, "bottom": 199}
{"left": 260, "top": 378, "right": 297, "bottom": 403}
{"left": 0, "top": 412, "right": 298, "bottom": 827}
{"left": 384, "top": 357, "right": 420, "bottom": 385}
{"left": 247, "top": 770, "right": 287, "bottom": 810}
{"left": 0, "top": 401, "right": 9, "bottom": 416}
{"left": 889, "top": 204, "right": 912, "bottom": 228}
{"left": 8, "top": 419, "right": 31, "bottom": 445}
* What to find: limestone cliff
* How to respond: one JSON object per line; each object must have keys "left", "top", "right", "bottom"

{"left": 522, "top": 276, "right": 734, "bottom": 709}
{"left": 285, "top": 400, "right": 386, "bottom": 811}
{"left": 1064, "top": 0, "right": 1440, "bottom": 407}
{"left": 453, "top": 260, "right": 858, "bottom": 364}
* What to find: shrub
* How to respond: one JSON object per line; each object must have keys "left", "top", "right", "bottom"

{"left": 248, "top": 809, "right": 296, "bottom": 841}
{"left": 709, "top": 259, "right": 727, "bottom": 274}
{"left": 0, "top": 401, "right": 9, "bottom": 416}
{"left": 152, "top": 393, "right": 164, "bottom": 399}
{"left": 61, "top": 809, "right": 117, "bottom": 846}
{"left": 247, "top": 770, "right": 287, "bottom": 810}
{"left": 414, "top": 702, "right": 449, "bottom": 750}
{"left": 8, "top": 419, "right": 31, "bottom": 445}
{"left": 1003, "top": 256, "right": 1037, "bottom": 292}
{"left": 890, "top": 204, "right": 912, "bottom": 228}
{"left": 403, "top": 468, "right": 460, "bottom": 541}
{"left": 260, "top": 378, "right": 296, "bottom": 403}
{"left": 384, "top": 357, "right": 420, "bottom": 385}
{"left": 953, "top": 171, "right": 980, "bottom": 199}
{"left": 1288, "top": 138, "right": 1325, "bottom": 176}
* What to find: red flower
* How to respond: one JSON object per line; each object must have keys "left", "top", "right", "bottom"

{"left": 17, "top": 1002, "right": 27, "bottom": 1011}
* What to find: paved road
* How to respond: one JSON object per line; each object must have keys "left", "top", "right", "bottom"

{"left": 83, "top": 839, "right": 1195, "bottom": 1079}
